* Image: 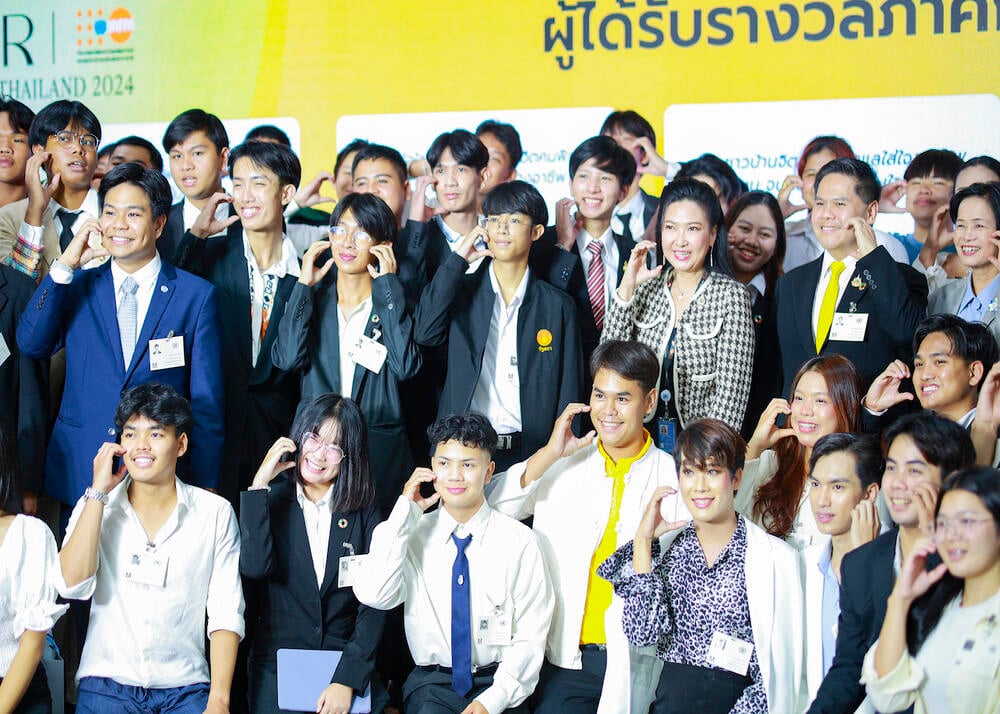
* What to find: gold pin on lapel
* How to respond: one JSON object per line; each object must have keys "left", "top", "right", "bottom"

{"left": 850, "top": 276, "right": 866, "bottom": 290}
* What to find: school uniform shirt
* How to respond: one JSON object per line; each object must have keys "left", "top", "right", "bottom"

{"left": 598, "top": 518, "right": 767, "bottom": 713}
{"left": 487, "top": 443, "right": 688, "bottom": 714}
{"left": 338, "top": 297, "right": 372, "bottom": 400}
{"left": 295, "top": 481, "right": 334, "bottom": 588}
{"left": 353, "top": 497, "right": 553, "bottom": 713}
{"left": 575, "top": 226, "right": 619, "bottom": 308}
{"left": 55, "top": 477, "right": 245, "bottom": 688}
{"left": 242, "top": 233, "right": 301, "bottom": 365}
{"left": 612, "top": 190, "right": 648, "bottom": 245}
{"left": 436, "top": 215, "right": 483, "bottom": 274}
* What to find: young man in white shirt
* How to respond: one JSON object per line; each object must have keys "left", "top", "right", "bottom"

{"left": 487, "top": 339, "right": 688, "bottom": 714}
{"left": 354, "top": 413, "right": 552, "bottom": 714}
{"left": 56, "top": 383, "right": 243, "bottom": 713}
{"left": 803, "top": 432, "right": 883, "bottom": 706}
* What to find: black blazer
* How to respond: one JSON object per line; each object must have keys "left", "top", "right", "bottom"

{"left": 0, "top": 265, "right": 48, "bottom": 497}
{"left": 775, "top": 246, "right": 927, "bottom": 394}
{"left": 174, "top": 224, "right": 301, "bottom": 502}
{"left": 808, "top": 530, "right": 916, "bottom": 714}
{"left": 271, "top": 271, "right": 421, "bottom": 516}
{"left": 157, "top": 200, "right": 185, "bottom": 264}
{"left": 414, "top": 252, "right": 583, "bottom": 456}
{"left": 741, "top": 289, "right": 783, "bottom": 441}
{"left": 239, "top": 476, "right": 385, "bottom": 692}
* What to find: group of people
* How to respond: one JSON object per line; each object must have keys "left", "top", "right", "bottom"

{"left": 0, "top": 95, "right": 998, "bottom": 714}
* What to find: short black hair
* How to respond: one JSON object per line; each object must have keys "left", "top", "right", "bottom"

{"left": 427, "top": 413, "right": 498, "bottom": 458}
{"left": 810, "top": 433, "right": 885, "bottom": 491}
{"left": 568, "top": 135, "right": 636, "bottom": 187}
{"left": 675, "top": 153, "right": 747, "bottom": 206}
{"left": 244, "top": 124, "right": 290, "bottom": 147}
{"left": 590, "top": 340, "right": 659, "bottom": 395}
{"left": 659, "top": 177, "right": 734, "bottom": 276}
{"left": 815, "top": 157, "right": 881, "bottom": 205}
{"left": 600, "top": 109, "right": 656, "bottom": 145}
{"left": 0, "top": 95, "right": 35, "bottom": 134}
{"left": 29, "top": 100, "right": 101, "bottom": 149}
{"left": 882, "top": 411, "right": 976, "bottom": 477}
{"left": 335, "top": 139, "right": 371, "bottom": 175}
{"left": 351, "top": 143, "right": 407, "bottom": 184}
{"left": 162, "top": 108, "right": 229, "bottom": 154}
{"left": 228, "top": 141, "right": 301, "bottom": 188}
{"left": 674, "top": 418, "right": 746, "bottom": 474}
{"left": 482, "top": 180, "right": 548, "bottom": 226}
{"left": 113, "top": 135, "right": 163, "bottom": 172}
{"left": 330, "top": 192, "right": 398, "bottom": 245}
{"left": 476, "top": 120, "right": 523, "bottom": 168}
{"left": 913, "top": 313, "right": 999, "bottom": 376}
{"left": 957, "top": 155, "right": 1000, "bottom": 184}
{"left": 97, "top": 143, "right": 115, "bottom": 161}
{"left": 427, "top": 130, "right": 489, "bottom": 172}
{"left": 114, "top": 383, "right": 194, "bottom": 440}
{"left": 904, "top": 148, "right": 963, "bottom": 182}
{"left": 288, "top": 394, "right": 374, "bottom": 512}
{"left": 949, "top": 180, "right": 1000, "bottom": 227}
{"left": 99, "top": 162, "right": 173, "bottom": 220}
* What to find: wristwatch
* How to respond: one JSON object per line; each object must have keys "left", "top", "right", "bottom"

{"left": 83, "top": 487, "right": 109, "bottom": 505}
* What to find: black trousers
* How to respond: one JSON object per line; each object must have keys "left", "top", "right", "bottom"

{"left": 402, "top": 666, "right": 529, "bottom": 714}
{"left": 653, "top": 661, "right": 754, "bottom": 714}
{"left": 532, "top": 648, "right": 607, "bottom": 714}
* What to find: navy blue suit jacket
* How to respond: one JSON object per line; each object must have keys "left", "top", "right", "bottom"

{"left": 16, "top": 258, "right": 224, "bottom": 504}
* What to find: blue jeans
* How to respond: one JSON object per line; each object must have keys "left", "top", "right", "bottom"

{"left": 76, "top": 677, "right": 210, "bottom": 713}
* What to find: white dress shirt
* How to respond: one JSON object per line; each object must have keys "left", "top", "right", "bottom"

{"left": 242, "top": 232, "right": 301, "bottom": 365}
{"left": 110, "top": 252, "right": 161, "bottom": 338}
{"left": 436, "top": 215, "right": 484, "bottom": 273}
{"left": 354, "top": 497, "right": 553, "bottom": 714}
{"left": 470, "top": 265, "right": 530, "bottom": 434}
{"left": 295, "top": 481, "right": 334, "bottom": 588}
{"left": 811, "top": 252, "right": 859, "bottom": 341}
{"left": 0, "top": 515, "right": 68, "bottom": 677}
{"left": 338, "top": 297, "right": 373, "bottom": 398}
{"left": 612, "top": 190, "right": 647, "bottom": 243}
{"left": 575, "top": 226, "right": 619, "bottom": 306}
{"left": 17, "top": 189, "right": 104, "bottom": 270}
{"left": 182, "top": 197, "right": 231, "bottom": 236}
{"left": 57, "top": 477, "right": 245, "bottom": 688}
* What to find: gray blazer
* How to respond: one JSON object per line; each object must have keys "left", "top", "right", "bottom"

{"left": 928, "top": 276, "right": 1000, "bottom": 346}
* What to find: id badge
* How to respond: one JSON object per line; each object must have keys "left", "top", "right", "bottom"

{"left": 337, "top": 554, "right": 368, "bottom": 588}
{"left": 0, "top": 333, "right": 9, "bottom": 367}
{"left": 706, "top": 631, "right": 753, "bottom": 676}
{"left": 149, "top": 334, "right": 185, "bottom": 370}
{"left": 829, "top": 313, "right": 868, "bottom": 342}
{"left": 124, "top": 552, "right": 168, "bottom": 587}
{"left": 347, "top": 334, "right": 387, "bottom": 374}
{"left": 477, "top": 605, "right": 513, "bottom": 646}
{"left": 657, "top": 417, "right": 678, "bottom": 453}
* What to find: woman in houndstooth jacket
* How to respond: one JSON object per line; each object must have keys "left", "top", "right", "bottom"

{"left": 602, "top": 177, "right": 754, "bottom": 432}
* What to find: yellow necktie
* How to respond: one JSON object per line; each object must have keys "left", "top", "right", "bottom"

{"left": 816, "top": 261, "right": 846, "bottom": 353}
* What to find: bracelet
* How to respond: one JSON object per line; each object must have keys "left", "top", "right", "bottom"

{"left": 83, "top": 487, "right": 109, "bottom": 505}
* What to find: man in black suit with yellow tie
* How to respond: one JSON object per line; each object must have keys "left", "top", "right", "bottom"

{"left": 776, "top": 158, "right": 927, "bottom": 393}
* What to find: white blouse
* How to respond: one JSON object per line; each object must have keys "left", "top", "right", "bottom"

{"left": 0, "top": 515, "right": 68, "bottom": 676}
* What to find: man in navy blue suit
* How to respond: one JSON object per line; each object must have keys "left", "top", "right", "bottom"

{"left": 16, "top": 162, "right": 224, "bottom": 516}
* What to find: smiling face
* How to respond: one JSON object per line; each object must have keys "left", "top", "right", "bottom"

{"left": 39, "top": 122, "right": 98, "bottom": 192}
{"left": 484, "top": 212, "right": 543, "bottom": 264}
{"left": 231, "top": 156, "right": 294, "bottom": 233}
{"left": 590, "top": 367, "right": 656, "bottom": 461}
{"left": 790, "top": 370, "right": 840, "bottom": 449}
{"left": 727, "top": 203, "right": 778, "bottom": 280}
{"left": 808, "top": 450, "right": 870, "bottom": 536}
{"left": 661, "top": 199, "right": 716, "bottom": 275}
{"left": 0, "top": 112, "right": 30, "bottom": 186}
{"left": 352, "top": 157, "right": 409, "bottom": 224}
{"left": 432, "top": 147, "right": 483, "bottom": 214}
{"left": 431, "top": 439, "right": 494, "bottom": 520}
{"left": 330, "top": 208, "right": 379, "bottom": 275}
{"left": 935, "top": 489, "right": 1000, "bottom": 581}
{"left": 100, "top": 182, "right": 165, "bottom": 271}
{"left": 120, "top": 414, "right": 187, "bottom": 486}
{"left": 954, "top": 195, "right": 999, "bottom": 271}
{"left": 912, "top": 332, "right": 981, "bottom": 419}
{"left": 812, "top": 172, "right": 877, "bottom": 260}
{"left": 570, "top": 157, "right": 625, "bottom": 222}
{"left": 167, "top": 130, "right": 228, "bottom": 202}
{"left": 678, "top": 455, "right": 740, "bottom": 526}
{"left": 298, "top": 417, "right": 342, "bottom": 488}
{"left": 883, "top": 434, "right": 944, "bottom": 528}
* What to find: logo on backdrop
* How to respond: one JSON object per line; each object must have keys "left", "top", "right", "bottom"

{"left": 76, "top": 7, "right": 134, "bottom": 61}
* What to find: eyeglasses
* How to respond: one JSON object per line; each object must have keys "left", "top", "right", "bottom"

{"left": 51, "top": 130, "right": 100, "bottom": 150}
{"left": 485, "top": 215, "right": 528, "bottom": 231}
{"left": 932, "top": 515, "right": 994, "bottom": 542}
{"left": 329, "top": 224, "right": 373, "bottom": 247}
{"left": 302, "top": 433, "right": 344, "bottom": 464}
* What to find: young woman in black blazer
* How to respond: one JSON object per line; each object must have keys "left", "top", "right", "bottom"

{"left": 240, "top": 394, "right": 385, "bottom": 714}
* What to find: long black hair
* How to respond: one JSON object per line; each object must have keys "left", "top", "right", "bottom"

{"left": 288, "top": 394, "right": 374, "bottom": 512}
{"left": 656, "top": 177, "right": 733, "bottom": 277}
{"left": 907, "top": 466, "right": 1000, "bottom": 654}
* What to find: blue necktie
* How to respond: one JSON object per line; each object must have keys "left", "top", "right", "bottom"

{"left": 451, "top": 532, "right": 473, "bottom": 697}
